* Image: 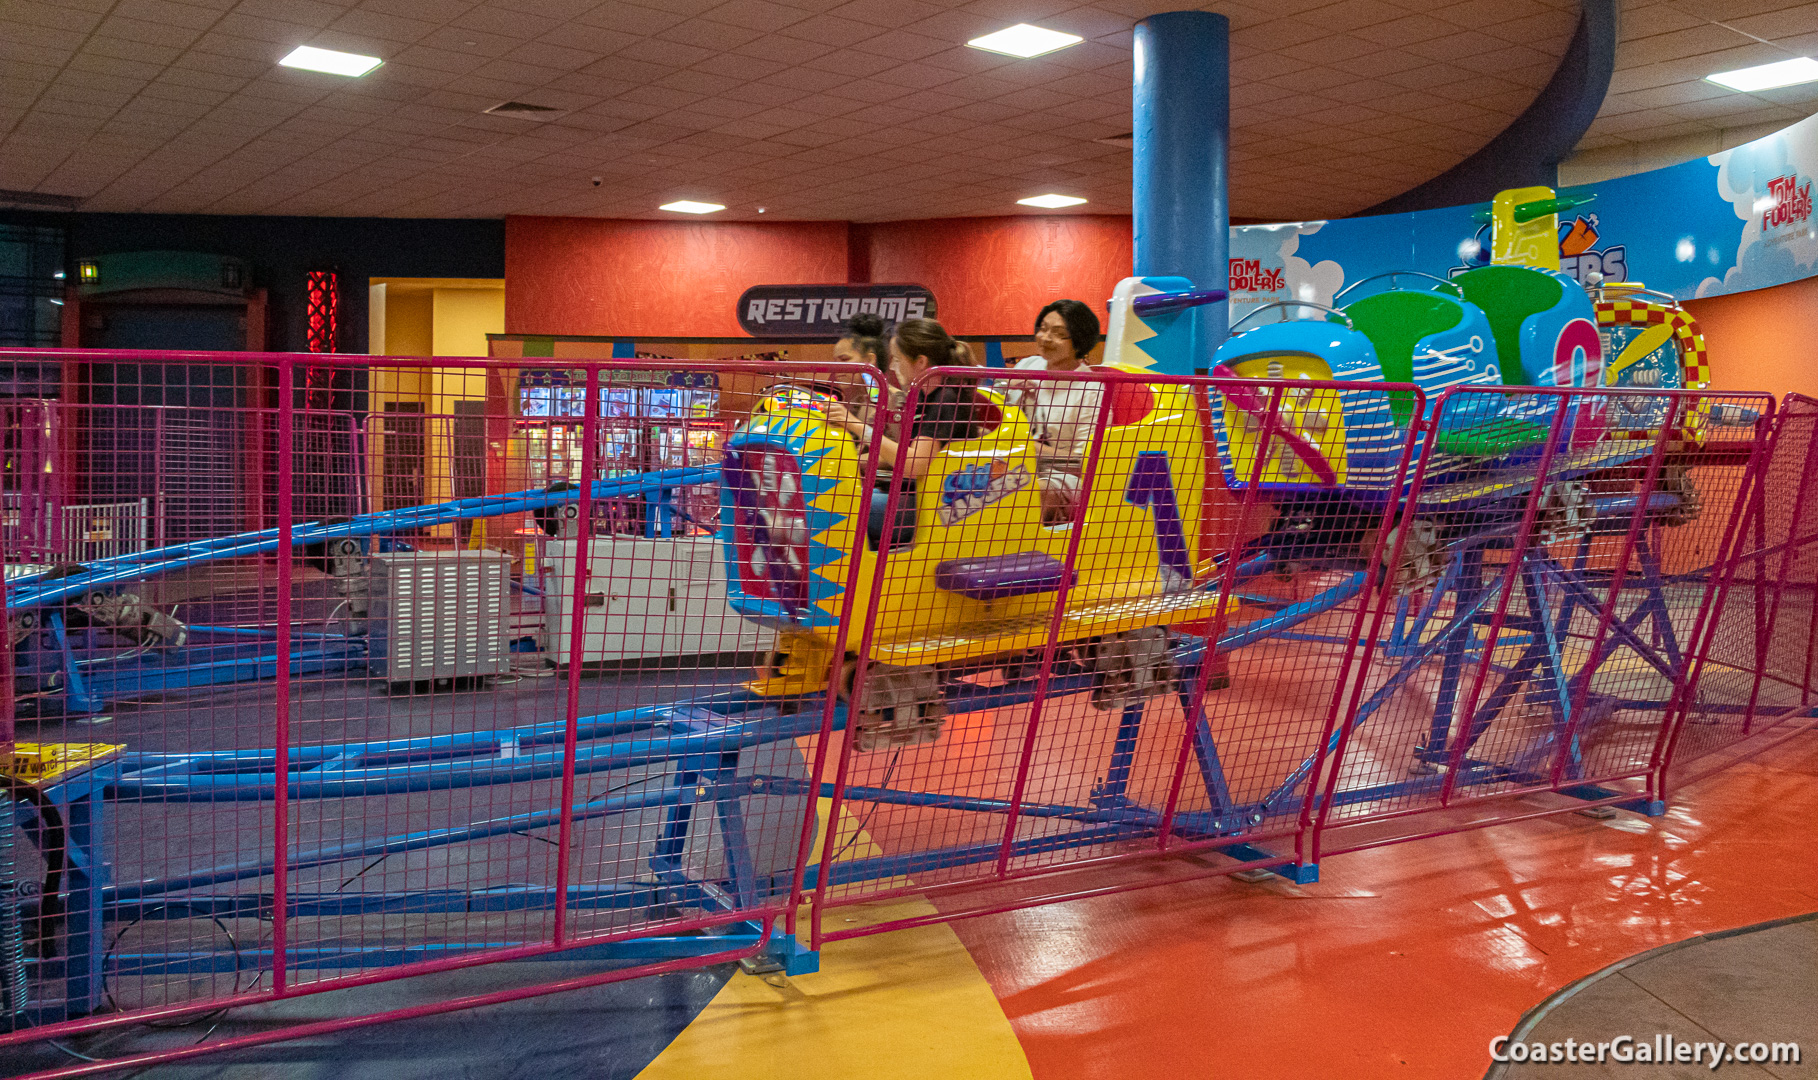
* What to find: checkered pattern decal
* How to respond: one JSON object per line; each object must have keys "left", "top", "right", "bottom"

{"left": 1597, "top": 298, "right": 1712, "bottom": 444}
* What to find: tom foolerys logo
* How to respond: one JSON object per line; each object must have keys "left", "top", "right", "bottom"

{"left": 1228, "top": 258, "right": 1284, "bottom": 292}
{"left": 1762, "top": 173, "right": 1813, "bottom": 231}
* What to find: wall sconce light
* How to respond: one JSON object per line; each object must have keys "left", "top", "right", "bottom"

{"left": 77, "top": 261, "right": 99, "bottom": 284}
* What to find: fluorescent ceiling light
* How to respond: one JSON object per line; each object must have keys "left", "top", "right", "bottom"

{"left": 1018, "top": 194, "right": 1088, "bottom": 209}
{"left": 1705, "top": 56, "right": 1818, "bottom": 92}
{"left": 279, "top": 45, "right": 383, "bottom": 77}
{"left": 967, "top": 24, "right": 1083, "bottom": 59}
{"left": 659, "top": 200, "right": 725, "bottom": 214}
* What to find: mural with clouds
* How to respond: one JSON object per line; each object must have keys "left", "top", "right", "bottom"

{"left": 1225, "top": 112, "right": 1816, "bottom": 312}
{"left": 1702, "top": 126, "right": 1818, "bottom": 298}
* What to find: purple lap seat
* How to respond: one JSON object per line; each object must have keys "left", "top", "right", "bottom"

{"left": 934, "top": 552, "right": 1074, "bottom": 600}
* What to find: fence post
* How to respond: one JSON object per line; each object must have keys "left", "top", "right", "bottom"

{"left": 271, "top": 356, "right": 294, "bottom": 997}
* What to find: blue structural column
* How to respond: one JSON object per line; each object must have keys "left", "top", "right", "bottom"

{"left": 1132, "top": 11, "right": 1230, "bottom": 375}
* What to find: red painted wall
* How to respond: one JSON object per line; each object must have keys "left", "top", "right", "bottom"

{"left": 504, "top": 216, "right": 848, "bottom": 337}
{"left": 865, "top": 215, "right": 1133, "bottom": 336}
{"left": 504, "top": 214, "right": 1135, "bottom": 339}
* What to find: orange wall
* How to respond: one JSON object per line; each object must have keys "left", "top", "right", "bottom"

{"left": 504, "top": 216, "right": 848, "bottom": 337}
{"left": 1683, "top": 274, "right": 1818, "bottom": 400}
{"left": 504, "top": 213, "right": 1135, "bottom": 339}
{"left": 865, "top": 215, "right": 1133, "bottom": 337}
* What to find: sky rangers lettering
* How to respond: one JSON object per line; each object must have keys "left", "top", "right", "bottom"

{"left": 937, "top": 461, "right": 1033, "bottom": 525}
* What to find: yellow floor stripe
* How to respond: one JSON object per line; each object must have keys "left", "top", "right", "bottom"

{"left": 635, "top": 802, "right": 1034, "bottom": 1080}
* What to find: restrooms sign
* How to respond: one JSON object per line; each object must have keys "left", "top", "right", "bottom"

{"left": 737, "top": 283, "right": 936, "bottom": 338}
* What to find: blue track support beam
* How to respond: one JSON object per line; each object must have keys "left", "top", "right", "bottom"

{"left": 1132, "top": 10, "right": 1229, "bottom": 375}
{"left": 1216, "top": 842, "right": 1319, "bottom": 884}
{"left": 9, "top": 466, "right": 718, "bottom": 612}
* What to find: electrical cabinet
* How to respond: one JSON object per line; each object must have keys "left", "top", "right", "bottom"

{"left": 368, "top": 551, "right": 512, "bottom": 681}
{"left": 543, "top": 537, "right": 765, "bottom": 664}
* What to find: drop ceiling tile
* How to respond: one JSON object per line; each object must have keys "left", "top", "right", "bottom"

{"left": 1430, "top": 0, "right": 1557, "bottom": 28}
{"left": 1233, "top": 20, "right": 1331, "bottom": 53}
{"left": 184, "top": 35, "right": 288, "bottom": 69}
{"left": 617, "top": 35, "right": 716, "bottom": 65}
{"left": 767, "top": 126, "right": 840, "bottom": 146}
{"left": 657, "top": 18, "right": 766, "bottom": 51}
{"left": 1665, "top": 40, "right": 1795, "bottom": 78}
{"left": 1615, "top": 78, "right": 1736, "bottom": 110}
{"left": 1620, "top": 22, "right": 1756, "bottom": 67}
{"left": 1726, "top": 1, "right": 1818, "bottom": 37}
{"left": 1272, "top": 65, "right": 1366, "bottom": 95}
{"left": 751, "top": 66, "right": 853, "bottom": 96}
{"left": 1669, "top": 0, "right": 1811, "bottom": 19}
{"left": 771, "top": 12, "right": 879, "bottom": 46}
{"left": 11, "top": 1, "right": 109, "bottom": 32}
{"left": 1755, "top": 81, "right": 1818, "bottom": 106}
{"left": 1669, "top": 95, "right": 1802, "bottom": 122}
{"left": 372, "top": 62, "right": 461, "bottom": 88}
{"left": 1286, "top": 33, "right": 1389, "bottom": 65}
{"left": 415, "top": 26, "right": 526, "bottom": 56}
{"left": 48, "top": 68, "right": 152, "bottom": 97}
{"left": 0, "top": 0, "right": 1642, "bottom": 218}
{"left": 76, "top": 36, "right": 186, "bottom": 64}
{"left": 120, "top": 0, "right": 232, "bottom": 27}
{"left": 576, "top": 3, "right": 690, "bottom": 36}
{"left": 701, "top": 0, "right": 811, "bottom": 30}
{"left": 2, "top": 24, "right": 86, "bottom": 56}
{"left": 450, "top": 4, "right": 563, "bottom": 39}
{"left": 727, "top": 32, "right": 832, "bottom": 65}
{"left": 1225, "top": 52, "right": 1311, "bottom": 84}
{"left": 1352, "top": 13, "right": 1458, "bottom": 47}
{"left": 1320, "top": 77, "right": 1408, "bottom": 106}
{"left": 822, "top": 0, "right": 942, "bottom": 29}
{"left": 497, "top": 41, "right": 603, "bottom": 71}
{"left": 1453, "top": 44, "right": 1558, "bottom": 75}
{"left": 848, "top": 28, "right": 954, "bottom": 62}
{"left": 1615, "top": 3, "right": 1700, "bottom": 40}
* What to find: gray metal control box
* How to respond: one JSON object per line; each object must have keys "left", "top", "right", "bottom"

{"left": 368, "top": 551, "right": 512, "bottom": 682}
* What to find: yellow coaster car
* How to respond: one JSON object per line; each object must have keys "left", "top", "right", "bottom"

{"left": 720, "top": 377, "right": 1236, "bottom": 740}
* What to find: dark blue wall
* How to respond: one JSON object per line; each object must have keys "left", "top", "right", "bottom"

{"left": 1358, "top": 0, "right": 1617, "bottom": 216}
{"left": 0, "top": 211, "right": 504, "bottom": 354}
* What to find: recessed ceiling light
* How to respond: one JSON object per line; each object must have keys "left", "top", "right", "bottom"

{"left": 279, "top": 45, "right": 383, "bottom": 77}
{"left": 967, "top": 24, "right": 1083, "bottom": 59}
{"left": 1705, "top": 56, "right": 1818, "bottom": 92}
{"left": 660, "top": 200, "right": 725, "bottom": 214}
{"left": 1018, "top": 194, "right": 1088, "bottom": 209}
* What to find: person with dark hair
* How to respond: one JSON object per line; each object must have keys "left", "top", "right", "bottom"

{"left": 828, "top": 311, "right": 897, "bottom": 445}
{"left": 834, "top": 311, "right": 890, "bottom": 375}
{"left": 824, "top": 317, "right": 985, "bottom": 546}
{"left": 1010, "top": 299, "right": 1103, "bottom": 522}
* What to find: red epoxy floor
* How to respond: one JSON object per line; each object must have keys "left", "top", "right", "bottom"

{"left": 949, "top": 734, "right": 1818, "bottom": 1079}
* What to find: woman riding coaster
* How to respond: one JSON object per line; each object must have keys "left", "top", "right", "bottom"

{"left": 823, "top": 317, "right": 988, "bottom": 548}
{"left": 1009, "top": 299, "right": 1103, "bottom": 523}
{"left": 829, "top": 311, "right": 897, "bottom": 447}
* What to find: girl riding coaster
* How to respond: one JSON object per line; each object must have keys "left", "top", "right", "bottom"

{"left": 719, "top": 305, "right": 1236, "bottom": 749}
